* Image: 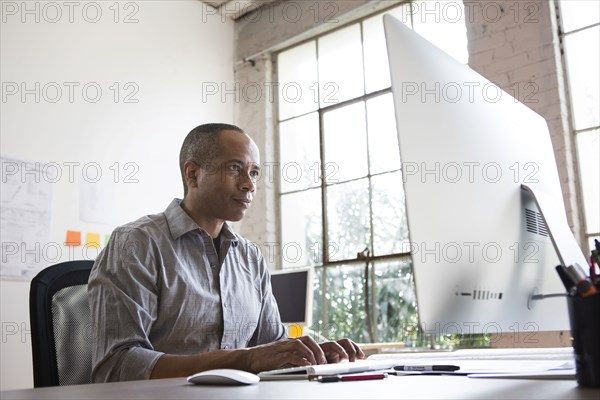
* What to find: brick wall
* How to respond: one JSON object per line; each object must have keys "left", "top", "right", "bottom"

{"left": 233, "top": 57, "right": 281, "bottom": 268}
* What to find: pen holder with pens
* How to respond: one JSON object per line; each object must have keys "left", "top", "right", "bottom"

{"left": 567, "top": 291, "right": 600, "bottom": 388}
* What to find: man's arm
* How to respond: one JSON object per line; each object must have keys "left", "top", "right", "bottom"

{"left": 150, "top": 336, "right": 366, "bottom": 378}
{"left": 148, "top": 246, "right": 366, "bottom": 379}
{"left": 88, "top": 228, "right": 163, "bottom": 382}
{"left": 150, "top": 336, "right": 329, "bottom": 378}
{"left": 91, "top": 228, "right": 364, "bottom": 381}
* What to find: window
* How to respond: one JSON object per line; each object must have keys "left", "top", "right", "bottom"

{"left": 558, "top": 0, "right": 600, "bottom": 253}
{"left": 276, "top": 1, "right": 471, "bottom": 346}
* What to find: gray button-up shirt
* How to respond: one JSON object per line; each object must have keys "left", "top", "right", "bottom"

{"left": 88, "top": 199, "right": 286, "bottom": 382}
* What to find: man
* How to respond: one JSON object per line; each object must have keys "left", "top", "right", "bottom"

{"left": 88, "top": 123, "right": 365, "bottom": 382}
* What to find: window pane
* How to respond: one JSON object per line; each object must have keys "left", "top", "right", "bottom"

{"left": 411, "top": 0, "right": 468, "bottom": 64}
{"left": 363, "top": 3, "right": 413, "bottom": 94}
{"left": 367, "top": 93, "right": 401, "bottom": 174}
{"left": 279, "top": 113, "right": 321, "bottom": 193}
{"left": 326, "top": 179, "right": 370, "bottom": 261}
{"left": 371, "top": 171, "right": 409, "bottom": 256}
{"left": 323, "top": 102, "right": 368, "bottom": 183}
{"left": 560, "top": 0, "right": 600, "bottom": 33}
{"left": 372, "top": 258, "right": 417, "bottom": 343}
{"left": 576, "top": 129, "right": 600, "bottom": 234}
{"left": 363, "top": 12, "right": 391, "bottom": 94}
{"left": 318, "top": 24, "right": 364, "bottom": 106}
{"left": 281, "top": 189, "right": 322, "bottom": 268}
{"left": 312, "top": 264, "right": 370, "bottom": 342}
{"left": 278, "top": 41, "right": 318, "bottom": 121}
{"left": 565, "top": 26, "right": 600, "bottom": 130}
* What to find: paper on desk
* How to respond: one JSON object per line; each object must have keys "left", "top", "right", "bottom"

{"left": 450, "top": 359, "right": 575, "bottom": 374}
{"left": 468, "top": 370, "right": 576, "bottom": 379}
{"left": 368, "top": 348, "right": 575, "bottom": 378}
{"left": 463, "top": 360, "right": 575, "bottom": 379}
{"left": 258, "top": 359, "right": 396, "bottom": 380}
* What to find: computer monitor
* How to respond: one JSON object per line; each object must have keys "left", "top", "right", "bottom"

{"left": 270, "top": 267, "right": 313, "bottom": 327}
{"left": 383, "top": 14, "right": 588, "bottom": 335}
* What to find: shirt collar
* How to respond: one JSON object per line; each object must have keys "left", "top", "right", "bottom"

{"left": 165, "top": 198, "right": 238, "bottom": 246}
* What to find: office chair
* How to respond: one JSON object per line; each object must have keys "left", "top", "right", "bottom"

{"left": 29, "top": 260, "right": 95, "bottom": 387}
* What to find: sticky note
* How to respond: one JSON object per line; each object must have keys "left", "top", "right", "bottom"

{"left": 86, "top": 233, "right": 101, "bottom": 249}
{"left": 104, "top": 233, "right": 111, "bottom": 245}
{"left": 65, "top": 230, "right": 82, "bottom": 246}
{"left": 288, "top": 324, "right": 304, "bottom": 338}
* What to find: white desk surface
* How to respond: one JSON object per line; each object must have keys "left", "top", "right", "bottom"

{"left": 3, "top": 348, "right": 598, "bottom": 399}
{"left": 2, "top": 375, "right": 599, "bottom": 400}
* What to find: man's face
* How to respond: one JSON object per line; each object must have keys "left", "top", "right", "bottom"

{"left": 191, "top": 130, "right": 261, "bottom": 222}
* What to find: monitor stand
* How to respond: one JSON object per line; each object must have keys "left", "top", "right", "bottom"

{"left": 521, "top": 184, "right": 588, "bottom": 308}
{"left": 521, "top": 184, "right": 588, "bottom": 269}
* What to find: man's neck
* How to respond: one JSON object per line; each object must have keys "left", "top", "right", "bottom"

{"left": 180, "top": 199, "right": 224, "bottom": 238}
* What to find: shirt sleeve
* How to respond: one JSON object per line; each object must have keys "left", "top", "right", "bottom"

{"left": 247, "top": 253, "right": 287, "bottom": 346}
{"left": 88, "top": 227, "right": 164, "bottom": 382}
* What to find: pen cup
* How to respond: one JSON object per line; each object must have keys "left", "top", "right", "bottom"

{"left": 567, "top": 291, "right": 600, "bottom": 388}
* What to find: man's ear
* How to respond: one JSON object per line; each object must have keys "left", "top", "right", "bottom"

{"left": 183, "top": 160, "right": 201, "bottom": 190}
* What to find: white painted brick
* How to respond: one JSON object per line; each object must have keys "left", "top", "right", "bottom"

{"left": 469, "top": 32, "right": 507, "bottom": 54}
{"left": 492, "top": 42, "right": 518, "bottom": 59}
{"left": 487, "top": 51, "right": 532, "bottom": 75}
{"left": 469, "top": 48, "right": 495, "bottom": 69}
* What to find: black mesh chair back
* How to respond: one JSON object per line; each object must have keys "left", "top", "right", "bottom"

{"left": 29, "top": 260, "right": 94, "bottom": 387}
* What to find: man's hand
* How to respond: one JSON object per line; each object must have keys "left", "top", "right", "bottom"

{"left": 243, "top": 336, "right": 326, "bottom": 372}
{"left": 151, "top": 336, "right": 366, "bottom": 378}
{"left": 242, "top": 336, "right": 365, "bottom": 373}
{"left": 319, "top": 338, "right": 366, "bottom": 363}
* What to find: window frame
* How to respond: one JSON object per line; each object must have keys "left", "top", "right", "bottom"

{"left": 556, "top": 0, "right": 600, "bottom": 254}
{"left": 273, "top": 1, "right": 424, "bottom": 343}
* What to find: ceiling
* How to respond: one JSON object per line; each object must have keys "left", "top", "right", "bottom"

{"left": 201, "top": 0, "right": 276, "bottom": 20}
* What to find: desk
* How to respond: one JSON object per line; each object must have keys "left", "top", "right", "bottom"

{"left": 2, "top": 375, "right": 599, "bottom": 400}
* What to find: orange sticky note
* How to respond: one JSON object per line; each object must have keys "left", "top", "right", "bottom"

{"left": 86, "top": 233, "right": 101, "bottom": 249}
{"left": 65, "top": 230, "right": 82, "bottom": 246}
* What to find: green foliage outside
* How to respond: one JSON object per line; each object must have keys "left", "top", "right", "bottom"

{"left": 303, "top": 170, "right": 490, "bottom": 350}
{"left": 309, "top": 261, "right": 490, "bottom": 349}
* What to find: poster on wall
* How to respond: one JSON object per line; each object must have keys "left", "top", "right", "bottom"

{"left": 1, "top": 156, "right": 54, "bottom": 280}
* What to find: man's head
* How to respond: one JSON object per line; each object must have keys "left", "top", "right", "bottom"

{"left": 180, "top": 123, "right": 261, "bottom": 227}
{"left": 179, "top": 123, "right": 245, "bottom": 195}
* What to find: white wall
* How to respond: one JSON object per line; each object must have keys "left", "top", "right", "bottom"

{"left": 0, "top": 1, "right": 234, "bottom": 390}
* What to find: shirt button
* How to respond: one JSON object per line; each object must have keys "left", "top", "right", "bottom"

{"left": 210, "top": 264, "right": 216, "bottom": 268}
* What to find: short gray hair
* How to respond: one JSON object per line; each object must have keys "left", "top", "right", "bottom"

{"left": 179, "top": 123, "right": 244, "bottom": 196}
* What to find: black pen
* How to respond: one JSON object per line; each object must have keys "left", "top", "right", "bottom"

{"left": 394, "top": 365, "right": 460, "bottom": 372}
{"left": 316, "top": 373, "right": 387, "bottom": 383}
{"left": 555, "top": 265, "right": 574, "bottom": 291}
{"left": 590, "top": 250, "right": 599, "bottom": 281}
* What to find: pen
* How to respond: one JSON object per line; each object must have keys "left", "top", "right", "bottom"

{"left": 555, "top": 265, "right": 573, "bottom": 291}
{"left": 590, "top": 250, "right": 599, "bottom": 281}
{"left": 565, "top": 264, "right": 597, "bottom": 297}
{"left": 316, "top": 373, "right": 387, "bottom": 383}
{"left": 394, "top": 365, "right": 460, "bottom": 372}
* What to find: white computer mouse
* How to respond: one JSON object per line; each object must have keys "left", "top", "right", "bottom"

{"left": 187, "top": 369, "right": 260, "bottom": 385}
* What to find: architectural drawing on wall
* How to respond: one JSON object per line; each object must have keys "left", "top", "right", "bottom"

{"left": 1, "top": 156, "right": 55, "bottom": 280}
